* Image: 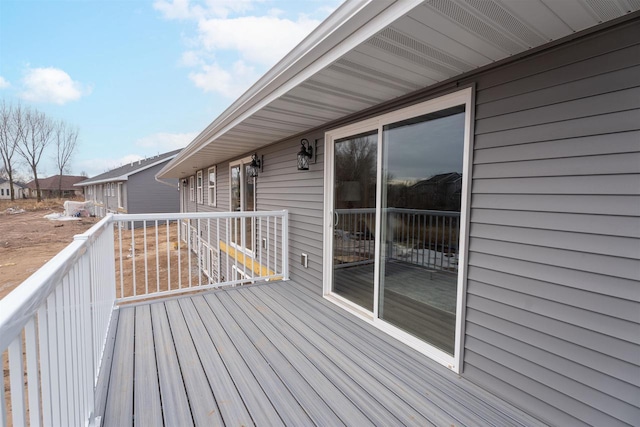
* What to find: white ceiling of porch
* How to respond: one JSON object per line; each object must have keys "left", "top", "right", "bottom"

{"left": 161, "top": 0, "right": 639, "bottom": 178}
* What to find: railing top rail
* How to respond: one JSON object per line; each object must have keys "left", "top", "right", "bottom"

{"left": 0, "top": 215, "right": 113, "bottom": 351}
{"left": 113, "top": 210, "right": 288, "bottom": 221}
{"left": 335, "top": 207, "right": 460, "bottom": 216}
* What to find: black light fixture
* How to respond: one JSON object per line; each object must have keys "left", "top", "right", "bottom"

{"left": 247, "top": 153, "right": 262, "bottom": 178}
{"left": 182, "top": 179, "right": 188, "bottom": 187}
{"left": 297, "top": 138, "right": 314, "bottom": 171}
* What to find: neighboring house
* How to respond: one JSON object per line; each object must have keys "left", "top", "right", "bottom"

{"left": 75, "top": 150, "right": 180, "bottom": 216}
{"left": 157, "top": 3, "right": 640, "bottom": 427}
{"left": 0, "top": 178, "right": 26, "bottom": 199}
{"left": 25, "top": 175, "right": 85, "bottom": 199}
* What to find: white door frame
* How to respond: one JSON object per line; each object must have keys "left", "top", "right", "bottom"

{"left": 229, "top": 157, "right": 256, "bottom": 255}
{"left": 323, "top": 87, "right": 475, "bottom": 373}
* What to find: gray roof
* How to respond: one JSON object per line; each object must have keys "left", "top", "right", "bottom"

{"left": 0, "top": 178, "right": 26, "bottom": 188}
{"left": 76, "top": 149, "right": 181, "bottom": 186}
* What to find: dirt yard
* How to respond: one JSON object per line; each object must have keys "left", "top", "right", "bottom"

{"left": 0, "top": 199, "right": 99, "bottom": 300}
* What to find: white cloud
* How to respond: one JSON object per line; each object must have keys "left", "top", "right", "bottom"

{"left": 135, "top": 131, "right": 197, "bottom": 151}
{"left": 0, "top": 76, "right": 10, "bottom": 89}
{"left": 154, "top": 0, "right": 202, "bottom": 20}
{"left": 20, "top": 67, "right": 91, "bottom": 105}
{"left": 154, "top": 0, "right": 259, "bottom": 20}
{"left": 189, "top": 61, "right": 259, "bottom": 98}
{"left": 78, "top": 154, "right": 145, "bottom": 177}
{"left": 197, "top": 14, "right": 320, "bottom": 66}
{"left": 180, "top": 50, "right": 205, "bottom": 67}
{"left": 154, "top": 0, "right": 329, "bottom": 98}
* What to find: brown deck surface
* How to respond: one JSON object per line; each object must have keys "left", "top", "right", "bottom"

{"left": 100, "top": 280, "right": 545, "bottom": 426}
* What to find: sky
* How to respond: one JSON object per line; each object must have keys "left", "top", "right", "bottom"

{"left": 0, "top": 0, "right": 341, "bottom": 178}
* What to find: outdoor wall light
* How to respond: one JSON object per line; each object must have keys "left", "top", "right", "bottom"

{"left": 182, "top": 179, "right": 188, "bottom": 187}
{"left": 247, "top": 153, "right": 262, "bottom": 178}
{"left": 297, "top": 138, "right": 316, "bottom": 171}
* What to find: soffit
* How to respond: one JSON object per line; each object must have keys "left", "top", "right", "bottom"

{"left": 160, "top": 0, "right": 639, "bottom": 179}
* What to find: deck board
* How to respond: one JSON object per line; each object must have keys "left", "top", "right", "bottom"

{"left": 185, "top": 297, "right": 273, "bottom": 425}
{"left": 164, "top": 299, "right": 223, "bottom": 426}
{"left": 192, "top": 296, "right": 316, "bottom": 426}
{"left": 244, "top": 286, "right": 434, "bottom": 426}
{"left": 103, "top": 307, "right": 134, "bottom": 427}
{"left": 101, "top": 281, "right": 546, "bottom": 426}
{"left": 150, "top": 303, "right": 194, "bottom": 426}
{"left": 133, "top": 305, "right": 162, "bottom": 427}
{"left": 214, "top": 291, "right": 364, "bottom": 425}
{"left": 289, "top": 281, "right": 537, "bottom": 426}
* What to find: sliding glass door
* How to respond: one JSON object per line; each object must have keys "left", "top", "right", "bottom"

{"left": 332, "top": 131, "right": 377, "bottom": 311}
{"left": 326, "top": 88, "right": 472, "bottom": 368}
{"left": 379, "top": 106, "right": 465, "bottom": 356}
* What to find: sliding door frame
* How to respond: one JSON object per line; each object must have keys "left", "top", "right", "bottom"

{"left": 323, "top": 86, "right": 475, "bottom": 373}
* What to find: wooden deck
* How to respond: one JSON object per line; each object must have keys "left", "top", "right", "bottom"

{"left": 100, "top": 280, "right": 544, "bottom": 426}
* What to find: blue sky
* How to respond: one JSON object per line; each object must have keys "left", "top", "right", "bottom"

{"left": 0, "top": 0, "right": 340, "bottom": 178}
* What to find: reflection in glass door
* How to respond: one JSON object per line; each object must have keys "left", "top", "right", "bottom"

{"left": 230, "top": 165, "right": 241, "bottom": 246}
{"left": 379, "top": 105, "right": 465, "bottom": 355}
{"left": 332, "top": 131, "right": 377, "bottom": 311}
{"left": 230, "top": 161, "right": 256, "bottom": 252}
{"left": 244, "top": 164, "right": 255, "bottom": 252}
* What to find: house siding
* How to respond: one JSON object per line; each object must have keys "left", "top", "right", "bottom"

{"left": 127, "top": 163, "right": 179, "bottom": 214}
{"left": 179, "top": 17, "right": 640, "bottom": 427}
{"left": 461, "top": 18, "right": 640, "bottom": 427}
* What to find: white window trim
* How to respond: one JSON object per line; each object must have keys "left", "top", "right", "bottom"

{"left": 208, "top": 166, "right": 217, "bottom": 207}
{"left": 197, "top": 170, "right": 203, "bottom": 204}
{"left": 229, "top": 157, "right": 257, "bottom": 255}
{"left": 189, "top": 176, "right": 195, "bottom": 202}
{"left": 322, "top": 87, "right": 474, "bottom": 374}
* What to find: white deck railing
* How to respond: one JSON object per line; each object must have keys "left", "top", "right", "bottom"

{"left": 0, "top": 210, "right": 288, "bottom": 426}
{"left": 0, "top": 216, "right": 116, "bottom": 427}
{"left": 112, "top": 211, "right": 289, "bottom": 303}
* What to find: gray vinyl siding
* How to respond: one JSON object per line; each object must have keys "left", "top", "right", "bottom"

{"left": 127, "top": 163, "right": 179, "bottom": 214}
{"left": 461, "top": 18, "right": 640, "bottom": 427}
{"left": 257, "top": 132, "right": 325, "bottom": 288}
{"left": 177, "top": 17, "right": 640, "bottom": 427}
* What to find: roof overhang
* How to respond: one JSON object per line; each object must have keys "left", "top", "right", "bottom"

{"left": 158, "top": 0, "right": 639, "bottom": 179}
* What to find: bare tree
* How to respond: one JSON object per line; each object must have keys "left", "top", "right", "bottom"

{"left": 16, "top": 107, "right": 54, "bottom": 202}
{"left": 0, "top": 101, "right": 24, "bottom": 201}
{"left": 53, "top": 120, "right": 79, "bottom": 197}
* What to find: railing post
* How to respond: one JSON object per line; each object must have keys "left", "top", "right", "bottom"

{"left": 74, "top": 231, "right": 97, "bottom": 427}
{"left": 281, "top": 210, "right": 289, "bottom": 281}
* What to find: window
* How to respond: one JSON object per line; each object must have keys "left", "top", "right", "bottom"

{"left": 189, "top": 176, "right": 195, "bottom": 202}
{"left": 1, "top": 189, "right": 4, "bottom": 196}
{"left": 197, "top": 170, "right": 203, "bottom": 204}
{"left": 208, "top": 166, "right": 216, "bottom": 206}
{"left": 117, "top": 183, "right": 124, "bottom": 208}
